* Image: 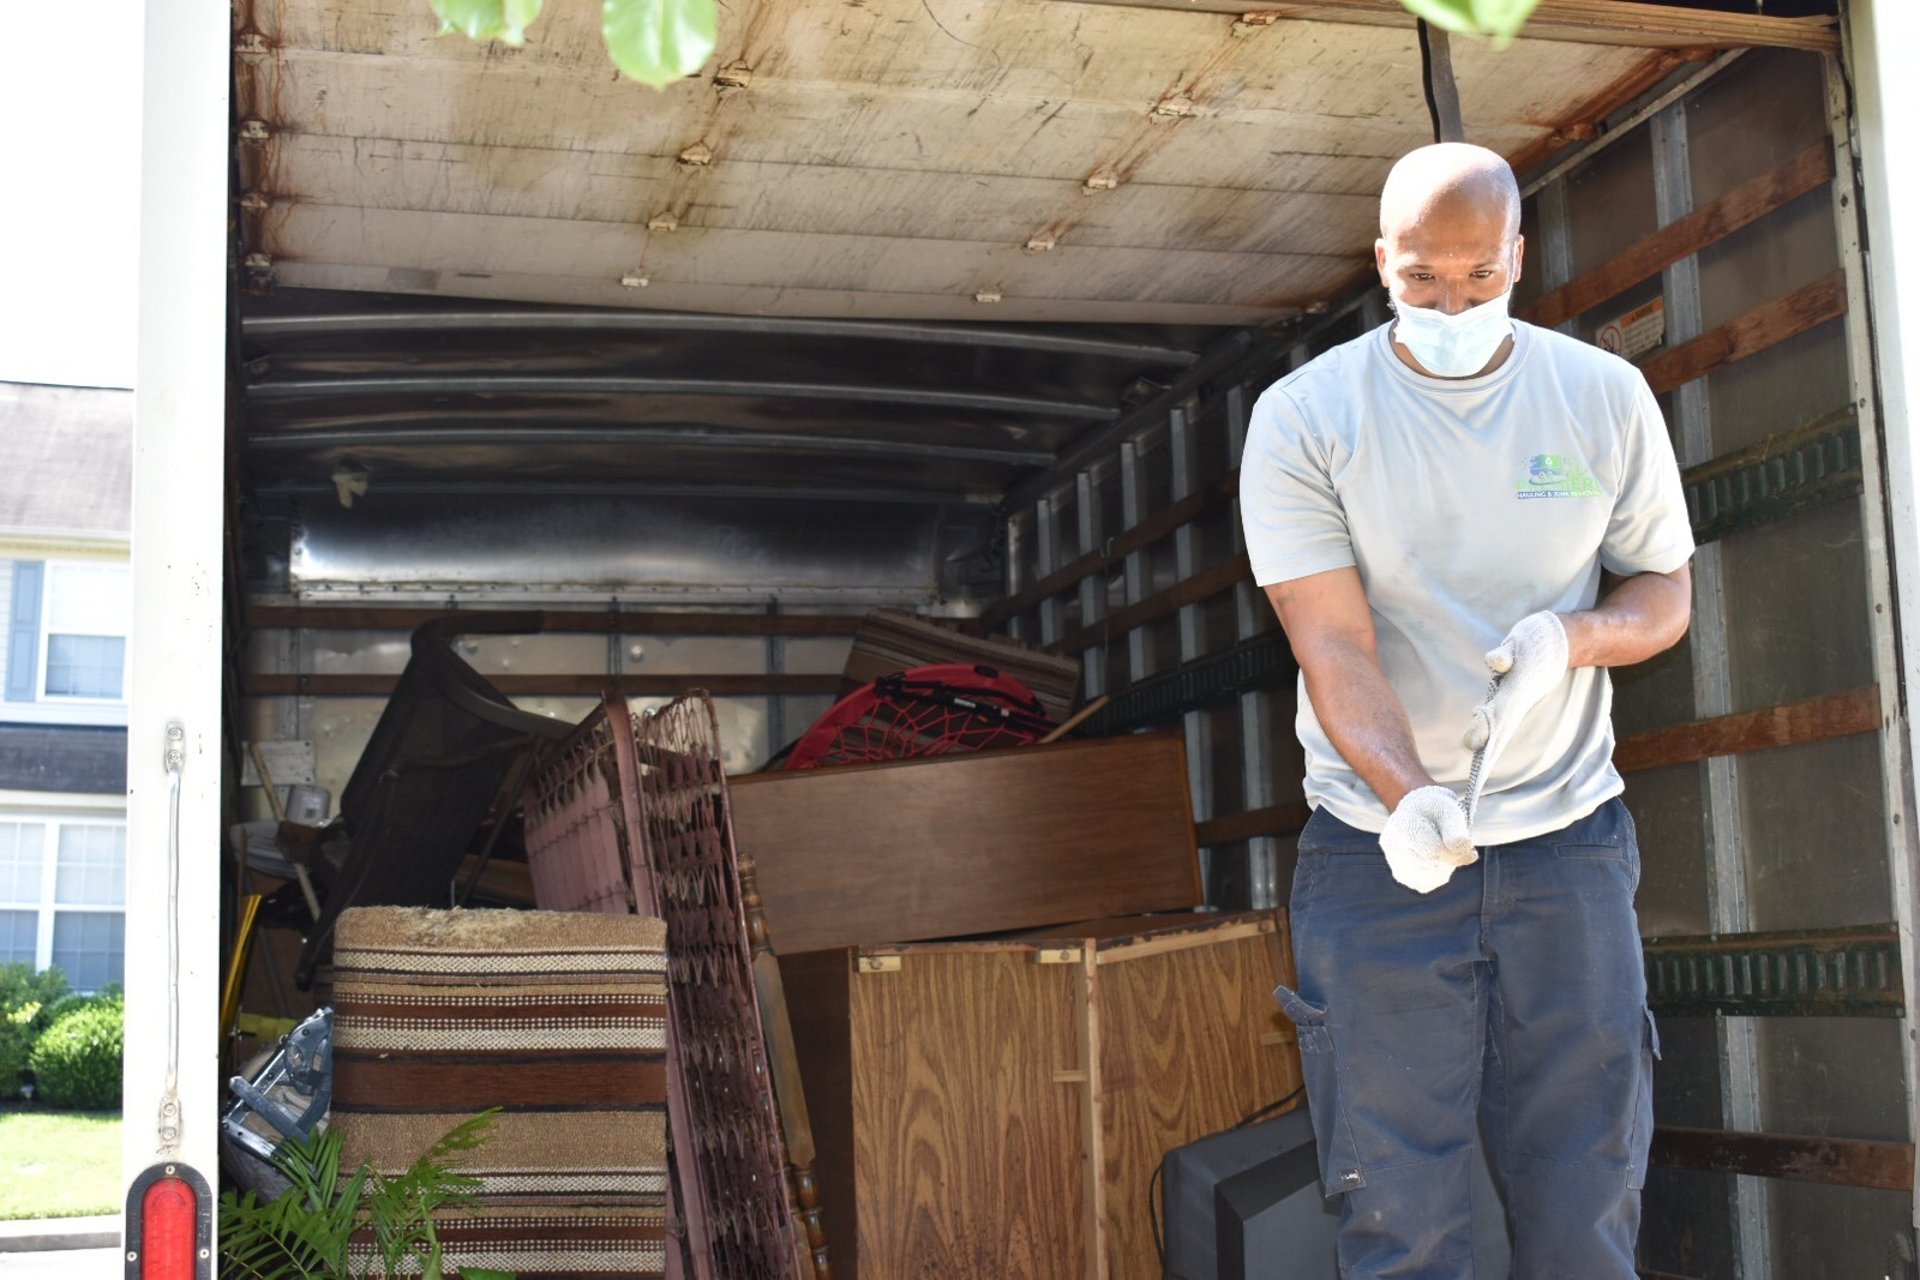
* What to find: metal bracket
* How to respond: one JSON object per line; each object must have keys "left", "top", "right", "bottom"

{"left": 1644, "top": 925, "right": 1904, "bottom": 1017}
{"left": 1077, "top": 629, "right": 1297, "bottom": 736}
{"left": 1683, "top": 411, "right": 1862, "bottom": 544}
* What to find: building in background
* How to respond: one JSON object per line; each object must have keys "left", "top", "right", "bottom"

{"left": 0, "top": 381, "right": 131, "bottom": 992}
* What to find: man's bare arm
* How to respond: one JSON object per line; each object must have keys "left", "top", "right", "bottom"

{"left": 1265, "top": 566, "right": 1434, "bottom": 812}
{"left": 1560, "top": 565, "right": 1692, "bottom": 669}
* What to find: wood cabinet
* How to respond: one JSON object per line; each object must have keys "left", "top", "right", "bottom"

{"left": 781, "top": 911, "right": 1304, "bottom": 1280}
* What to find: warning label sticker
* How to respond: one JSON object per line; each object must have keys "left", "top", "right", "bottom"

{"left": 1595, "top": 297, "right": 1666, "bottom": 362}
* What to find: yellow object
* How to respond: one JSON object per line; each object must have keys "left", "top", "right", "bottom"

{"left": 234, "top": 1012, "right": 298, "bottom": 1041}
{"left": 220, "top": 894, "right": 265, "bottom": 1038}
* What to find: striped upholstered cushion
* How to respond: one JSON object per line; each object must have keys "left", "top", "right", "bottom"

{"left": 331, "top": 906, "right": 669, "bottom": 1277}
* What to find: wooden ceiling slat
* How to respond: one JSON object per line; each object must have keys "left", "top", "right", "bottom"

{"left": 263, "top": 136, "right": 1381, "bottom": 258}
{"left": 267, "top": 260, "right": 1334, "bottom": 322}
{"left": 262, "top": 202, "right": 1366, "bottom": 309}
{"left": 1057, "top": 0, "right": 1839, "bottom": 53}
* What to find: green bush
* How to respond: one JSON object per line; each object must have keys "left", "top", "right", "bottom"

{"left": 30, "top": 994, "right": 122, "bottom": 1111}
{"left": 0, "top": 965, "right": 69, "bottom": 1097}
{"left": 0, "top": 964, "right": 68, "bottom": 1013}
{"left": 37, "top": 993, "right": 91, "bottom": 1028}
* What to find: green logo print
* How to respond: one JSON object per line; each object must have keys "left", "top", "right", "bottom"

{"left": 1517, "top": 453, "right": 1603, "bottom": 500}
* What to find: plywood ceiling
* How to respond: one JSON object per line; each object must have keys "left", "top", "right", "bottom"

{"left": 233, "top": 0, "right": 1828, "bottom": 324}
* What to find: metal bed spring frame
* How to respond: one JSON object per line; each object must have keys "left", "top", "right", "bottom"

{"left": 523, "top": 692, "right": 829, "bottom": 1279}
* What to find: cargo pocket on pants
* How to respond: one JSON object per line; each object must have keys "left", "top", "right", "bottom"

{"left": 1625, "top": 1006, "right": 1662, "bottom": 1190}
{"left": 1274, "top": 983, "right": 1368, "bottom": 1195}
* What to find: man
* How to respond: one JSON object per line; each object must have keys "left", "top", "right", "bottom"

{"left": 1240, "top": 142, "right": 1694, "bottom": 1277}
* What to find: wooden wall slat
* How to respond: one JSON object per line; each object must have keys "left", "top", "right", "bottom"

{"left": 1194, "top": 688, "right": 1879, "bottom": 848}
{"left": 1524, "top": 143, "right": 1834, "bottom": 330}
{"left": 1194, "top": 801, "right": 1313, "bottom": 848}
{"left": 244, "top": 672, "right": 846, "bottom": 698}
{"left": 1613, "top": 685, "right": 1879, "bottom": 774}
{"left": 245, "top": 606, "right": 865, "bottom": 637}
{"left": 983, "top": 475, "right": 1238, "bottom": 631}
{"left": 1650, "top": 1126, "right": 1915, "bottom": 1191}
{"left": 1049, "top": 555, "right": 1251, "bottom": 657}
{"left": 1641, "top": 271, "right": 1847, "bottom": 397}
{"left": 1505, "top": 48, "right": 1697, "bottom": 180}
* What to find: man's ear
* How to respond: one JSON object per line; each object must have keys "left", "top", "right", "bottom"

{"left": 1511, "top": 233, "right": 1525, "bottom": 286}
{"left": 1374, "top": 238, "right": 1390, "bottom": 290}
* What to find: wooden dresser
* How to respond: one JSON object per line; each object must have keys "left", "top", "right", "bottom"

{"left": 781, "top": 910, "right": 1305, "bottom": 1280}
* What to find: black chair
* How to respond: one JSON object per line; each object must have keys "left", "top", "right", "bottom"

{"left": 294, "top": 613, "right": 574, "bottom": 988}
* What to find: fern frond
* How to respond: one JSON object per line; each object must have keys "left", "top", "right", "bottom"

{"left": 367, "top": 1109, "right": 503, "bottom": 1276}
{"left": 222, "top": 1111, "right": 507, "bottom": 1280}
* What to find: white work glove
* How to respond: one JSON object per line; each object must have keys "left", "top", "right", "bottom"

{"left": 1379, "top": 785, "right": 1478, "bottom": 894}
{"left": 1461, "top": 611, "right": 1571, "bottom": 822}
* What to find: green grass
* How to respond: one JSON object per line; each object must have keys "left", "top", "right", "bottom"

{"left": 0, "top": 1109, "right": 121, "bottom": 1219}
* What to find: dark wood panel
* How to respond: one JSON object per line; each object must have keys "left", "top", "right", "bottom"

{"left": 1524, "top": 143, "right": 1833, "bottom": 330}
{"left": 1641, "top": 271, "right": 1848, "bottom": 397}
{"left": 244, "top": 672, "right": 844, "bottom": 697}
{"left": 981, "top": 475, "right": 1239, "bottom": 631}
{"left": 246, "top": 605, "right": 864, "bottom": 636}
{"left": 779, "top": 950, "right": 859, "bottom": 1279}
{"left": 1050, "top": 555, "right": 1252, "bottom": 657}
{"left": 1194, "top": 801, "right": 1314, "bottom": 848}
{"left": 731, "top": 734, "right": 1202, "bottom": 955}
{"left": 1650, "top": 1126, "right": 1915, "bottom": 1191}
{"left": 455, "top": 852, "right": 535, "bottom": 906}
{"left": 1613, "top": 686, "right": 1879, "bottom": 774}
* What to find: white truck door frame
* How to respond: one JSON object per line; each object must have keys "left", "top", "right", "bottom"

{"left": 1845, "top": 0, "right": 1920, "bottom": 1229}
{"left": 123, "top": 0, "right": 230, "bottom": 1215}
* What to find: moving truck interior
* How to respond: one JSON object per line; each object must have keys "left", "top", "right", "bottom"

{"left": 120, "top": 2, "right": 1920, "bottom": 1274}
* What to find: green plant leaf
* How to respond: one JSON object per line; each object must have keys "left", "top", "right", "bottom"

{"left": 430, "top": 0, "right": 545, "bottom": 46}
{"left": 1397, "top": 0, "right": 1541, "bottom": 40}
{"left": 460, "top": 1271, "right": 518, "bottom": 1280}
{"left": 1398, "top": 0, "right": 1476, "bottom": 34}
{"left": 603, "top": 0, "right": 717, "bottom": 89}
{"left": 1470, "top": 0, "right": 1541, "bottom": 39}
{"left": 223, "top": 1112, "right": 503, "bottom": 1280}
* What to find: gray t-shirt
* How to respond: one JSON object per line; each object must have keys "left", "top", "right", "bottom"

{"left": 1240, "top": 320, "right": 1694, "bottom": 844}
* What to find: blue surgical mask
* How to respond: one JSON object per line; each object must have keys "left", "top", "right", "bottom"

{"left": 1389, "top": 289, "right": 1515, "bottom": 378}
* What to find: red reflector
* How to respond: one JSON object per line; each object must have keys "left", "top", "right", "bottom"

{"left": 139, "top": 1177, "right": 197, "bottom": 1280}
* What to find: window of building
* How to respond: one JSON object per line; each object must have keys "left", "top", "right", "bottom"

{"left": 39, "top": 564, "right": 129, "bottom": 702}
{"left": 0, "top": 816, "right": 124, "bottom": 990}
{"left": 0, "top": 823, "right": 43, "bottom": 966}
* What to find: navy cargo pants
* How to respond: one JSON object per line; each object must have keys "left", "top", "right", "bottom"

{"left": 1275, "top": 797, "right": 1658, "bottom": 1279}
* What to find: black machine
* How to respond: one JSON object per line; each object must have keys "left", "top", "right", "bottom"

{"left": 292, "top": 613, "right": 573, "bottom": 988}
{"left": 1160, "top": 1109, "right": 1511, "bottom": 1279}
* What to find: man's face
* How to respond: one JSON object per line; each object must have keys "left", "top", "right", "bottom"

{"left": 1374, "top": 198, "right": 1523, "bottom": 316}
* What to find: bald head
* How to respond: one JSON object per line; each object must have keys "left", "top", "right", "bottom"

{"left": 1379, "top": 143, "right": 1520, "bottom": 242}
{"left": 1374, "top": 143, "right": 1525, "bottom": 320}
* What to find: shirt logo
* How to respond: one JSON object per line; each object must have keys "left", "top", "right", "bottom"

{"left": 1516, "top": 453, "right": 1603, "bottom": 500}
